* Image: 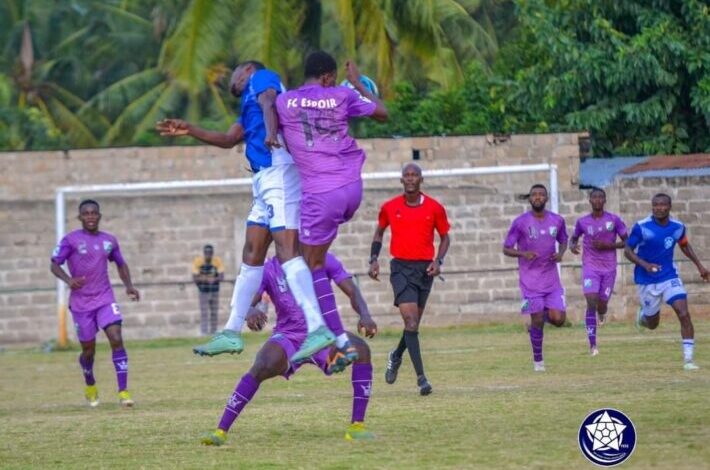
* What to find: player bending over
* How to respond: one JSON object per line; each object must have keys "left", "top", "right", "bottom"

{"left": 201, "top": 253, "right": 378, "bottom": 446}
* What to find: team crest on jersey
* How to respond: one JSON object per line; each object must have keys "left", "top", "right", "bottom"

{"left": 549, "top": 226, "right": 558, "bottom": 237}
{"left": 103, "top": 240, "right": 113, "bottom": 254}
{"left": 78, "top": 241, "right": 88, "bottom": 254}
{"left": 276, "top": 276, "right": 288, "bottom": 293}
{"left": 664, "top": 236, "right": 674, "bottom": 249}
{"left": 605, "top": 221, "right": 614, "bottom": 231}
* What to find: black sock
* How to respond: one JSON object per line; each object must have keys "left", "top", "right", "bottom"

{"left": 404, "top": 330, "right": 424, "bottom": 376}
{"left": 394, "top": 332, "right": 407, "bottom": 358}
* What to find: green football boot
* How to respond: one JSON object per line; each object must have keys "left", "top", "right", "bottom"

{"left": 290, "top": 325, "right": 336, "bottom": 363}
{"left": 344, "top": 422, "right": 375, "bottom": 441}
{"left": 193, "top": 330, "right": 244, "bottom": 356}
{"left": 201, "top": 429, "right": 227, "bottom": 446}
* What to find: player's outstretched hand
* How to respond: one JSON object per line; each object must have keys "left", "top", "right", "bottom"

{"left": 68, "top": 276, "right": 86, "bottom": 290}
{"left": 699, "top": 266, "right": 709, "bottom": 282}
{"left": 246, "top": 307, "right": 267, "bottom": 331}
{"left": 156, "top": 118, "right": 189, "bottom": 136}
{"left": 368, "top": 260, "right": 380, "bottom": 281}
{"left": 344, "top": 60, "right": 361, "bottom": 87}
{"left": 358, "top": 315, "right": 378, "bottom": 338}
{"left": 127, "top": 287, "right": 140, "bottom": 301}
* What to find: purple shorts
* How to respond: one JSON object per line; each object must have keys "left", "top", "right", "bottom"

{"left": 582, "top": 269, "right": 616, "bottom": 302}
{"left": 70, "top": 303, "right": 123, "bottom": 342}
{"left": 520, "top": 288, "right": 566, "bottom": 315}
{"left": 299, "top": 179, "right": 363, "bottom": 246}
{"left": 268, "top": 332, "right": 332, "bottom": 379}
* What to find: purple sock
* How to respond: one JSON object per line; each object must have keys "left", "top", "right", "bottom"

{"left": 79, "top": 354, "right": 95, "bottom": 386}
{"left": 529, "top": 326, "right": 544, "bottom": 362}
{"left": 351, "top": 363, "right": 372, "bottom": 423}
{"left": 585, "top": 308, "right": 597, "bottom": 348}
{"left": 112, "top": 348, "right": 128, "bottom": 392}
{"left": 218, "top": 373, "right": 260, "bottom": 432}
{"left": 312, "top": 268, "right": 345, "bottom": 336}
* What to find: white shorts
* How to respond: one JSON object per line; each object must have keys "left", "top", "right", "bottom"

{"left": 637, "top": 278, "right": 687, "bottom": 317}
{"left": 247, "top": 163, "right": 301, "bottom": 231}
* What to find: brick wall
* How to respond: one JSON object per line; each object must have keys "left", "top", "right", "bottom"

{"left": 1, "top": 133, "right": 708, "bottom": 344}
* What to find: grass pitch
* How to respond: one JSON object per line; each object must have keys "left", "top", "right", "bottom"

{"left": 1, "top": 318, "right": 709, "bottom": 469}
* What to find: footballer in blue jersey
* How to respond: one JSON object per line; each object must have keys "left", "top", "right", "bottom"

{"left": 156, "top": 61, "right": 339, "bottom": 361}
{"left": 624, "top": 193, "right": 709, "bottom": 370}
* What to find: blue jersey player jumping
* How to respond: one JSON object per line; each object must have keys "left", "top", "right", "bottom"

{"left": 624, "top": 193, "right": 709, "bottom": 370}
{"left": 156, "top": 61, "right": 339, "bottom": 361}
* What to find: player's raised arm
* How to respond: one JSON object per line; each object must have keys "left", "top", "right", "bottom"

{"left": 368, "top": 225, "right": 386, "bottom": 280}
{"left": 156, "top": 119, "right": 244, "bottom": 149}
{"left": 344, "top": 60, "right": 387, "bottom": 122}
{"left": 258, "top": 88, "right": 281, "bottom": 149}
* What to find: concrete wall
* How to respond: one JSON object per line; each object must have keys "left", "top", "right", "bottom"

{"left": 1, "top": 133, "right": 708, "bottom": 345}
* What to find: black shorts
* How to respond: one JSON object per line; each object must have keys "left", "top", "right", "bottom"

{"left": 390, "top": 258, "right": 434, "bottom": 308}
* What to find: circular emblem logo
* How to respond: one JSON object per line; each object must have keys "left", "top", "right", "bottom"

{"left": 578, "top": 408, "right": 636, "bottom": 467}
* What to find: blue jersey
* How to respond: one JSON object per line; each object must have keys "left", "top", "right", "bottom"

{"left": 237, "top": 69, "right": 286, "bottom": 172}
{"left": 626, "top": 216, "right": 687, "bottom": 285}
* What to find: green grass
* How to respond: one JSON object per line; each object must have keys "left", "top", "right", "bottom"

{"left": 1, "top": 319, "right": 709, "bottom": 469}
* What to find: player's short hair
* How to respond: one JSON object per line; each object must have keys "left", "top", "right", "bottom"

{"left": 304, "top": 51, "right": 337, "bottom": 79}
{"left": 237, "top": 60, "right": 265, "bottom": 70}
{"left": 78, "top": 199, "right": 100, "bottom": 212}
{"left": 589, "top": 187, "right": 606, "bottom": 197}
{"left": 203, "top": 244, "right": 214, "bottom": 252}
{"left": 653, "top": 193, "right": 672, "bottom": 204}
{"left": 517, "top": 184, "right": 548, "bottom": 201}
{"left": 401, "top": 163, "right": 422, "bottom": 176}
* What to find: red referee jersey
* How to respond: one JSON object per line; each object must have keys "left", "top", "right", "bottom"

{"left": 378, "top": 193, "right": 450, "bottom": 261}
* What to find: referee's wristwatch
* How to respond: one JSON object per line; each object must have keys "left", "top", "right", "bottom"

{"left": 369, "top": 255, "right": 378, "bottom": 264}
{"left": 436, "top": 257, "right": 444, "bottom": 266}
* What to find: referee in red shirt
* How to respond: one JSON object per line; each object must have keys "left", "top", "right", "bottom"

{"left": 368, "top": 163, "right": 451, "bottom": 395}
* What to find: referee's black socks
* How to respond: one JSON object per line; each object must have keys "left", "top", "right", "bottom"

{"left": 394, "top": 333, "right": 407, "bottom": 358}
{"left": 403, "top": 330, "right": 425, "bottom": 377}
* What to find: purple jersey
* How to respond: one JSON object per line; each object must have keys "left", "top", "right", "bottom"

{"left": 572, "top": 212, "right": 627, "bottom": 272}
{"left": 258, "top": 253, "right": 351, "bottom": 340}
{"left": 504, "top": 211, "right": 568, "bottom": 296}
{"left": 275, "top": 84, "right": 376, "bottom": 194}
{"left": 51, "top": 229, "right": 126, "bottom": 312}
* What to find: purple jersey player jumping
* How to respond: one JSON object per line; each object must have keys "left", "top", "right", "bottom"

{"left": 274, "top": 51, "right": 387, "bottom": 364}
{"left": 569, "top": 188, "right": 628, "bottom": 355}
{"left": 50, "top": 200, "right": 140, "bottom": 407}
{"left": 503, "top": 184, "right": 568, "bottom": 372}
{"left": 201, "top": 253, "right": 378, "bottom": 446}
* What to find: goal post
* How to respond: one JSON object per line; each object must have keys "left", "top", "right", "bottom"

{"left": 53, "top": 163, "right": 558, "bottom": 346}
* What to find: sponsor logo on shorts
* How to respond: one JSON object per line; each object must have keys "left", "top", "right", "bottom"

{"left": 604, "top": 287, "right": 611, "bottom": 297}
{"left": 578, "top": 408, "right": 636, "bottom": 466}
{"left": 276, "top": 276, "right": 288, "bottom": 293}
{"left": 670, "top": 278, "right": 681, "bottom": 288}
{"left": 584, "top": 278, "right": 593, "bottom": 288}
{"left": 664, "top": 236, "right": 674, "bottom": 249}
{"left": 521, "top": 299, "right": 529, "bottom": 311}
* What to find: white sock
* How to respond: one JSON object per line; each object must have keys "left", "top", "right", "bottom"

{"left": 224, "top": 263, "right": 264, "bottom": 332}
{"left": 335, "top": 333, "right": 349, "bottom": 349}
{"left": 682, "top": 339, "right": 694, "bottom": 363}
{"left": 281, "top": 257, "right": 324, "bottom": 333}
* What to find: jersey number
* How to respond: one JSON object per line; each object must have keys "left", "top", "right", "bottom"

{"left": 298, "top": 110, "right": 337, "bottom": 147}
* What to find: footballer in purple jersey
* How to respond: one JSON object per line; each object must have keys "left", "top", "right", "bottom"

{"left": 201, "top": 253, "right": 378, "bottom": 446}
{"left": 50, "top": 200, "right": 139, "bottom": 408}
{"left": 274, "top": 51, "right": 388, "bottom": 364}
{"left": 503, "top": 184, "right": 568, "bottom": 371}
{"left": 569, "top": 188, "right": 628, "bottom": 355}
